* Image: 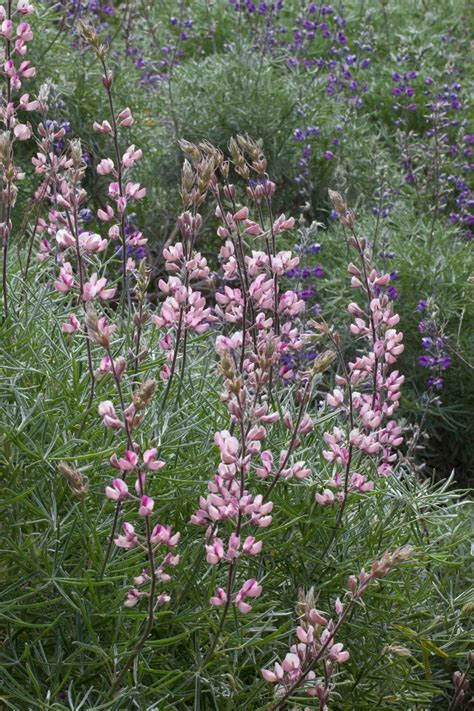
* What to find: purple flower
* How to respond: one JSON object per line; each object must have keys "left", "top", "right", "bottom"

{"left": 419, "top": 355, "right": 434, "bottom": 367}
{"left": 416, "top": 299, "right": 427, "bottom": 311}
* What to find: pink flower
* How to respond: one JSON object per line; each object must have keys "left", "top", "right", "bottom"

{"left": 143, "top": 448, "right": 165, "bottom": 471}
{"left": 124, "top": 588, "right": 142, "bottom": 607}
{"left": 16, "top": 21, "right": 33, "bottom": 40}
{"left": 256, "top": 450, "right": 273, "bottom": 479}
{"left": 18, "top": 0, "right": 35, "bottom": 14}
{"left": 315, "top": 489, "right": 335, "bottom": 506}
{"left": 88, "top": 316, "right": 116, "bottom": 348}
{"left": 1, "top": 19, "right": 13, "bottom": 38}
{"left": 117, "top": 196, "right": 127, "bottom": 214}
{"left": 82, "top": 273, "right": 116, "bottom": 301}
{"left": 233, "top": 206, "right": 249, "bottom": 221}
{"left": 282, "top": 652, "right": 300, "bottom": 672}
{"left": 79, "top": 232, "right": 108, "bottom": 253}
{"left": 115, "top": 522, "right": 138, "bottom": 549}
{"left": 242, "top": 536, "right": 262, "bottom": 555}
{"left": 105, "top": 478, "right": 129, "bottom": 501}
{"left": 110, "top": 450, "right": 138, "bottom": 472}
{"left": 272, "top": 214, "right": 295, "bottom": 233}
{"left": 97, "top": 158, "right": 115, "bottom": 175}
{"left": 98, "top": 401, "right": 123, "bottom": 429}
{"left": 210, "top": 588, "right": 227, "bottom": 607}
{"left": 93, "top": 120, "right": 113, "bottom": 134}
{"left": 54, "top": 262, "right": 74, "bottom": 293}
{"left": 150, "top": 524, "right": 180, "bottom": 547}
{"left": 122, "top": 144, "right": 142, "bottom": 167}
{"left": 327, "top": 388, "right": 344, "bottom": 408}
{"left": 55, "top": 229, "right": 75, "bottom": 249}
{"left": 97, "top": 205, "right": 114, "bottom": 221}
{"left": 244, "top": 220, "right": 263, "bottom": 236}
{"left": 118, "top": 107, "right": 134, "bottom": 126}
{"left": 205, "top": 537, "right": 224, "bottom": 565}
{"left": 18, "top": 60, "right": 35, "bottom": 78}
{"left": 126, "top": 182, "right": 146, "bottom": 200}
{"left": 329, "top": 642, "right": 350, "bottom": 663}
{"left": 13, "top": 123, "right": 31, "bottom": 140}
{"left": 61, "top": 314, "right": 80, "bottom": 334}
{"left": 235, "top": 578, "right": 262, "bottom": 613}
{"left": 261, "top": 666, "right": 283, "bottom": 683}
{"left": 138, "top": 495, "right": 154, "bottom": 516}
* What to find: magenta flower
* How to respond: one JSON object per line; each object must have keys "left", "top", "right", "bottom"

{"left": 82, "top": 274, "right": 116, "bottom": 301}
{"left": 61, "top": 314, "right": 81, "bottom": 334}
{"left": 143, "top": 448, "right": 165, "bottom": 471}
{"left": 105, "top": 478, "right": 129, "bottom": 501}
{"left": 115, "top": 522, "right": 138, "bottom": 549}
{"left": 138, "top": 495, "right": 154, "bottom": 517}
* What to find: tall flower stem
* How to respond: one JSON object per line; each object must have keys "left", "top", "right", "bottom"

{"left": 101, "top": 355, "right": 162, "bottom": 690}
{"left": 98, "top": 56, "right": 128, "bottom": 312}
{"left": 99, "top": 348, "right": 134, "bottom": 575}
{"left": 263, "top": 378, "right": 313, "bottom": 502}
{"left": 64, "top": 203, "right": 95, "bottom": 411}
{"left": 1, "top": 0, "right": 13, "bottom": 320}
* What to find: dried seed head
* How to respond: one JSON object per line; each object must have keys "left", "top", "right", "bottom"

{"left": 371, "top": 545, "right": 414, "bottom": 579}
{"left": 38, "top": 83, "right": 51, "bottom": 104}
{"left": 132, "top": 379, "right": 156, "bottom": 410}
{"left": 328, "top": 189, "right": 356, "bottom": 228}
{"left": 58, "top": 462, "right": 88, "bottom": 499}
{"left": 69, "top": 139, "right": 83, "bottom": 169}
{"left": 382, "top": 645, "right": 412, "bottom": 657}
{"left": 328, "top": 189, "right": 347, "bottom": 215}
{"left": 0, "top": 132, "right": 11, "bottom": 164}
{"left": 134, "top": 259, "right": 150, "bottom": 303}
{"left": 85, "top": 304, "right": 99, "bottom": 334}
{"left": 236, "top": 134, "right": 260, "bottom": 160}
{"left": 179, "top": 139, "right": 201, "bottom": 163}
{"left": 311, "top": 350, "right": 336, "bottom": 374}
{"left": 181, "top": 159, "right": 194, "bottom": 194}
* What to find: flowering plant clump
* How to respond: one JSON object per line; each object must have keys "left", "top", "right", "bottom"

{"left": 1, "top": 1, "right": 473, "bottom": 709}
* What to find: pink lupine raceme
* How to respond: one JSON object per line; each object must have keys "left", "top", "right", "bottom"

{"left": 169, "top": 137, "right": 317, "bottom": 660}
{"left": 263, "top": 547, "right": 413, "bottom": 709}
{"left": 314, "top": 191, "right": 405, "bottom": 518}
{"left": 152, "top": 192, "right": 213, "bottom": 391}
